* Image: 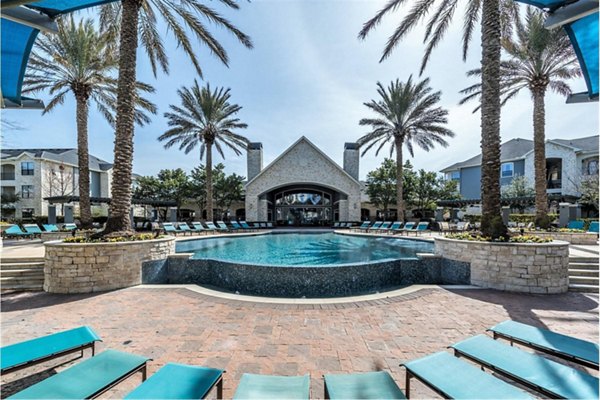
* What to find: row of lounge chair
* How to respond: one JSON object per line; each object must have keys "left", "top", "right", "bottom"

{"left": 3, "top": 223, "right": 77, "bottom": 239}
{"left": 353, "top": 221, "right": 431, "bottom": 235}
{"left": 160, "top": 220, "right": 273, "bottom": 236}
{"left": 3, "top": 320, "right": 596, "bottom": 399}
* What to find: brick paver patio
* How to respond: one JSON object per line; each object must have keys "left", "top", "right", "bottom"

{"left": 1, "top": 287, "right": 598, "bottom": 398}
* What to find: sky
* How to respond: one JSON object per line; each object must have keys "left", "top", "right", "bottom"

{"left": 2, "top": 0, "right": 598, "bottom": 181}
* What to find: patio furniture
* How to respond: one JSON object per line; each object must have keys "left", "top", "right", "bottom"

{"left": 1, "top": 326, "right": 101, "bottom": 374}
{"left": 190, "top": 222, "right": 208, "bottom": 235}
{"left": 357, "top": 221, "right": 371, "bottom": 231}
{"left": 324, "top": 371, "right": 405, "bottom": 400}
{"left": 267, "top": 222, "right": 274, "bottom": 228}
{"left": 411, "top": 222, "right": 430, "bottom": 235}
{"left": 376, "top": 221, "right": 392, "bottom": 233}
{"left": 402, "top": 351, "right": 532, "bottom": 399}
{"left": 125, "top": 363, "right": 224, "bottom": 399}
{"left": 216, "top": 221, "right": 231, "bottom": 232}
{"left": 62, "top": 223, "right": 77, "bottom": 231}
{"left": 8, "top": 349, "right": 149, "bottom": 399}
{"left": 162, "top": 222, "right": 180, "bottom": 235}
{"left": 397, "top": 221, "right": 416, "bottom": 235}
{"left": 3, "top": 225, "right": 34, "bottom": 239}
{"left": 455, "top": 221, "right": 469, "bottom": 232}
{"left": 587, "top": 221, "right": 599, "bottom": 234}
{"left": 488, "top": 320, "right": 599, "bottom": 369}
{"left": 333, "top": 222, "right": 341, "bottom": 228}
{"left": 451, "top": 334, "right": 599, "bottom": 399}
{"left": 567, "top": 220, "right": 585, "bottom": 230}
{"left": 437, "top": 221, "right": 453, "bottom": 234}
{"left": 387, "top": 221, "right": 402, "bottom": 234}
{"left": 42, "top": 224, "right": 60, "bottom": 232}
{"left": 240, "top": 221, "right": 255, "bottom": 231}
{"left": 205, "top": 221, "right": 224, "bottom": 232}
{"left": 177, "top": 222, "right": 193, "bottom": 235}
{"left": 233, "top": 373, "right": 310, "bottom": 399}
{"left": 259, "top": 222, "right": 268, "bottom": 228}
{"left": 230, "top": 221, "right": 244, "bottom": 231}
{"left": 367, "top": 221, "right": 383, "bottom": 232}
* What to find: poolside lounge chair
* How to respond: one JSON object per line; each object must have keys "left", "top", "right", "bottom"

{"left": 216, "top": 221, "right": 231, "bottom": 232}
{"left": 402, "top": 351, "right": 532, "bottom": 399}
{"left": 43, "top": 224, "right": 60, "bottom": 232}
{"left": 259, "top": 222, "right": 267, "bottom": 228}
{"left": 62, "top": 223, "right": 77, "bottom": 231}
{"left": 205, "top": 221, "right": 224, "bottom": 232}
{"left": 233, "top": 373, "right": 310, "bottom": 399}
{"left": 451, "top": 334, "right": 599, "bottom": 399}
{"left": 3, "top": 225, "right": 34, "bottom": 239}
{"left": 367, "top": 221, "right": 383, "bottom": 232}
{"left": 161, "top": 222, "right": 181, "bottom": 235}
{"left": 230, "top": 221, "right": 244, "bottom": 231}
{"left": 411, "top": 221, "right": 430, "bottom": 235}
{"left": 190, "top": 222, "right": 208, "bottom": 235}
{"left": 357, "top": 221, "right": 371, "bottom": 231}
{"left": 8, "top": 349, "right": 149, "bottom": 399}
{"left": 488, "top": 320, "right": 599, "bottom": 369}
{"left": 396, "top": 221, "right": 415, "bottom": 235}
{"left": 240, "top": 221, "right": 255, "bottom": 231}
{"left": 567, "top": 220, "right": 585, "bottom": 230}
{"left": 333, "top": 222, "right": 341, "bottom": 228}
{"left": 177, "top": 222, "right": 193, "bottom": 235}
{"left": 266, "top": 222, "right": 274, "bottom": 228}
{"left": 324, "top": 371, "right": 406, "bottom": 400}
{"left": 437, "top": 221, "right": 453, "bottom": 235}
{"left": 455, "top": 221, "right": 469, "bottom": 232}
{"left": 1, "top": 326, "right": 101, "bottom": 374}
{"left": 376, "top": 221, "right": 392, "bottom": 233}
{"left": 390, "top": 221, "right": 404, "bottom": 234}
{"left": 587, "top": 221, "right": 599, "bottom": 234}
{"left": 125, "top": 363, "right": 224, "bottom": 399}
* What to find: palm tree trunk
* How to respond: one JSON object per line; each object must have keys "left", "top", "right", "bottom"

{"left": 479, "top": 0, "right": 505, "bottom": 239}
{"left": 75, "top": 94, "right": 92, "bottom": 229}
{"left": 395, "top": 137, "right": 404, "bottom": 222}
{"left": 206, "top": 142, "right": 214, "bottom": 221}
{"left": 532, "top": 87, "right": 549, "bottom": 227}
{"left": 102, "top": 0, "right": 142, "bottom": 236}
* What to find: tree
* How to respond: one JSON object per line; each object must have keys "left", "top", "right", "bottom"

{"left": 412, "top": 169, "right": 439, "bottom": 214}
{"left": 460, "top": 7, "right": 579, "bottom": 228}
{"left": 358, "top": 0, "right": 518, "bottom": 238}
{"left": 133, "top": 169, "right": 191, "bottom": 218}
{"left": 436, "top": 178, "right": 461, "bottom": 202}
{"left": 43, "top": 164, "right": 78, "bottom": 215}
{"left": 576, "top": 175, "right": 599, "bottom": 212}
{"left": 357, "top": 77, "right": 454, "bottom": 221}
{"left": 214, "top": 173, "right": 245, "bottom": 220}
{"left": 23, "top": 16, "right": 156, "bottom": 229}
{"left": 189, "top": 164, "right": 222, "bottom": 219}
{"left": 365, "top": 158, "right": 397, "bottom": 218}
{"left": 159, "top": 82, "right": 249, "bottom": 221}
{"left": 100, "top": 0, "right": 252, "bottom": 236}
{"left": 501, "top": 175, "right": 535, "bottom": 198}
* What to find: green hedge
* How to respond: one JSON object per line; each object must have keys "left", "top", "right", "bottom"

{"left": 509, "top": 214, "right": 558, "bottom": 225}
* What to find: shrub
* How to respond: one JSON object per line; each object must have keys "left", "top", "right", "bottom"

{"left": 447, "top": 232, "right": 552, "bottom": 243}
{"left": 63, "top": 233, "right": 161, "bottom": 243}
{"left": 463, "top": 214, "right": 481, "bottom": 223}
{"left": 509, "top": 213, "right": 558, "bottom": 225}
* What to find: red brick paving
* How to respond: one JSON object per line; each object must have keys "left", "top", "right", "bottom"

{"left": 1, "top": 288, "right": 598, "bottom": 398}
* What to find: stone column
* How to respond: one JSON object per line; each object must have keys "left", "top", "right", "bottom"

{"left": 559, "top": 202, "right": 571, "bottom": 227}
{"left": 338, "top": 200, "right": 349, "bottom": 221}
{"left": 169, "top": 207, "right": 177, "bottom": 222}
{"left": 64, "top": 205, "right": 74, "bottom": 223}
{"left": 48, "top": 205, "right": 57, "bottom": 225}
{"left": 569, "top": 204, "right": 581, "bottom": 221}
{"left": 258, "top": 199, "right": 268, "bottom": 221}
{"left": 451, "top": 208, "right": 460, "bottom": 221}
{"left": 502, "top": 206, "right": 510, "bottom": 225}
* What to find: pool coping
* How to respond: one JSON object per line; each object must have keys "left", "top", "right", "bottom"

{"left": 133, "top": 283, "right": 482, "bottom": 304}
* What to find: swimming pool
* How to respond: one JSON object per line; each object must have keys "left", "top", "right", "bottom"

{"left": 175, "top": 232, "right": 434, "bottom": 266}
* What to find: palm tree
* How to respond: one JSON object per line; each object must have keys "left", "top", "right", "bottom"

{"left": 22, "top": 16, "right": 156, "bottom": 229}
{"left": 100, "top": 0, "right": 253, "bottom": 235}
{"left": 358, "top": 0, "right": 518, "bottom": 238}
{"left": 357, "top": 76, "right": 454, "bottom": 222}
{"left": 158, "top": 81, "right": 249, "bottom": 221}
{"left": 460, "top": 7, "right": 580, "bottom": 228}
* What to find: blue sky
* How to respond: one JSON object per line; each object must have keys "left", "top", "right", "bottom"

{"left": 3, "top": 0, "right": 598, "bottom": 180}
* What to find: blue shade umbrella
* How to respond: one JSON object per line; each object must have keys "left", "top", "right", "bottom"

{"left": 515, "top": 0, "right": 599, "bottom": 102}
{"left": 1, "top": 0, "right": 120, "bottom": 109}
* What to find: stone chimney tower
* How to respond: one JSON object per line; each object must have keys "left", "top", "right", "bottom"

{"left": 247, "top": 142, "right": 263, "bottom": 181}
{"left": 343, "top": 142, "right": 359, "bottom": 180}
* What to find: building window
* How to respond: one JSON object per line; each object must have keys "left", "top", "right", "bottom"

{"left": 587, "top": 160, "right": 598, "bottom": 175}
{"left": 501, "top": 162, "right": 514, "bottom": 178}
{"left": 21, "top": 185, "right": 34, "bottom": 198}
{"left": 1, "top": 164, "right": 15, "bottom": 180}
{"left": 21, "top": 161, "right": 35, "bottom": 176}
{"left": 21, "top": 208, "right": 35, "bottom": 219}
{"left": 445, "top": 171, "right": 460, "bottom": 181}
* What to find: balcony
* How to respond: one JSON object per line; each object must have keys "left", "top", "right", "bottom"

{"left": 0, "top": 172, "right": 15, "bottom": 180}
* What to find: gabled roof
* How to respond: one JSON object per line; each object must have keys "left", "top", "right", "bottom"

{"left": 245, "top": 136, "right": 360, "bottom": 187}
{"left": 551, "top": 135, "right": 599, "bottom": 153}
{"left": 441, "top": 138, "right": 534, "bottom": 172}
{"left": 1, "top": 148, "right": 113, "bottom": 171}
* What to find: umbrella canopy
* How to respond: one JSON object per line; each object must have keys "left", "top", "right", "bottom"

{"left": 515, "top": 0, "right": 599, "bottom": 102}
{"left": 1, "top": 0, "right": 119, "bottom": 109}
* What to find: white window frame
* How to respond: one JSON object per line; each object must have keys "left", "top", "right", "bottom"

{"left": 501, "top": 162, "right": 514, "bottom": 178}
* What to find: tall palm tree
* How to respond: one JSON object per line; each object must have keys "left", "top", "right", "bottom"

{"left": 158, "top": 81, "right": 249, "bottom": 221}
{"left": 22, "top": 16, "right": 156, "bottom": 229}
{"left": 460, "top": 7, "right": 580, "bottom": 228}
{"left": 357, "top": 76, "right": 454, "bottom": 222}
{"left": 359, "top": 0, "right": 518, "bottom": 238}
{"left": 101, "top": 0, "right": 253, "bottom": 235}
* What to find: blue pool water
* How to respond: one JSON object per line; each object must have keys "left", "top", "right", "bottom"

{"left": 175, "top": 233, "right": 434, "bottom": 266}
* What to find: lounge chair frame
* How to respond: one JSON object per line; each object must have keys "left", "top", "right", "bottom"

{"left": 89, "top": 362, "right": 148, "bottom": 399}
{"left": 2, "top": 340, "right": 98, "bottom": 375}
{"left": 404, "top": 369, "right": 448, "bottom": 399}
{"left": 489, "top": 329, "right": 599, "bottom": 370}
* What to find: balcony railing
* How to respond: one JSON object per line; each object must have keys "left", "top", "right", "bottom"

{"left": 0, "top": 173, "right": 15, "bottom": 180}
{"left": 547, "top": 179, "right": 562, "bottom": 189}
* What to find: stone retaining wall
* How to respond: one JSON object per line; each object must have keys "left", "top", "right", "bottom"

{"left": 44, "top": 237, "right": 175, "bottom": 293}
{"left": 530, "top": 231, "right": 598, "bottom": 245}
{"left": 435, "top": 237, "right": 569, "bottom": 293}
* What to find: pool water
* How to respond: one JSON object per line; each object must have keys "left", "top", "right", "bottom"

{"left": 175, "top": 233, "right": 434, "bottom": 266}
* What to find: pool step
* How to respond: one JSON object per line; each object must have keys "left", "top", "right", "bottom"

{"left": 568, "top": 257, "right": 599, "bottom": 293}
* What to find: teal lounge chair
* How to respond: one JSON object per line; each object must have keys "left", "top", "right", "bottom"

{"left": 3, "top": 225, "right": 33, "bottom": 239}
{"left": 377, "top": 221, "right": 392, "bottom": 232}
{"left": 1, "top": 326, "right": 101, "bottom": 374}
{"left": 62, "top": 223, "right": 77, "bottom": 231}
{"left": 587, "top": 221, "right": 599, "bottom": 234}
{"left": 190, "top": 222, "right": 207, "bottom": 235}
{"left": 162, "top": 222, "right": 179, "bottom": 235}
{"left": 402, "top": 351, "right": 532, "bottom": 399}
{"left": 451, "top": 334, "right": 599, "bottom": 400}
{"left": 216, "top": 221, "right": 230, "bottom": 231}
{"left": 259, "top": 222, "right": 267, "bottom": 228}
{"left": 126, "top": 363, "right": 224, "bottom": 399}
{"left": 8, "top": 349, "right": 149, "bottom": 399}
{"left": 205, "top": 221, "right": 222, "bottom": 232}
{"left": 389, "top": 221, "right": 403, "bottom": 234}
{"left": 567, "top": 220, "right": 585, "bottom": 230}
{"left": 333, "top": 222, "right": 341, "bottom": 228}
{"left": 230, "top": 221, "right": 243, "bottom": 230}
{"left": 177, "top": 222, "right": 193, "bottom": 235}
{"left": 233, "top": 373, "right": 310, "bottom": 399}
{"left": 324, "top": 371, "right": 406, "bottom": 400}
{"left": 367, "top": 221, "right": 383, "bottom": 232}
{"left": 357, "top": 221, "right": 371, "bottom": 231}
{"left": 410, "top": 222, "right": 430, "bottom": 235}
{"left": 489, "top": 320, "right": 599, "bottom": 369}
{"left": 42, "top": 224, "right": 59, "bottom": 232}
{"left": 267, "top": 222, "right": 274, "bottom": 228}
{"left": 397, "top": 221, "right": 415, "bottom": 234}
{"left": 240, "top": 221, "right": 254, "bottom": 231}
{"left": 22, "top": 224, "right": 43, "bottom": 237}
